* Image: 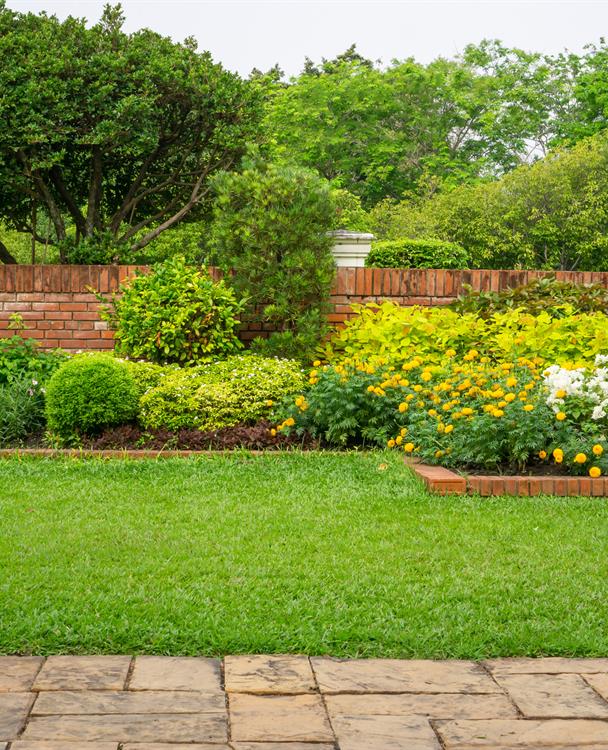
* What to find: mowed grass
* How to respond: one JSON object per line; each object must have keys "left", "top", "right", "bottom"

{"left": 1, "top": 452, "right": 608, "bottom": 658}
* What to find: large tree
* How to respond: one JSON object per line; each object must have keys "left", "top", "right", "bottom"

{"left": 0, "top": 3, "right": 260, "bottom": 263}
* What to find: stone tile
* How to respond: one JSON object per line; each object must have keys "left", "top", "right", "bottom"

{"left": 12, "top": 744, "right": 119, "bottom": 750}
{"left": 33, "top": 656, "right": 130, "bottom": 691}
{"left": 326, "top": 692, "right": 517, "bottom": 719}
{"left": 122, "top": 745, "right": 230, "bottom": 750}
{"left": 230, "top": 744, "right": 335, "bottom": 750}
{"left": 451, "top": 746, "right": 608, "bottom": 750}
{"left": 225, "top": 655, "right": 315, "bottom": 694}
{"left": 332, "top": 714, "right": 441, "bottom": 750}
{"left": 486, "top": 657, "right": 608, "bottom": 675}
{"left": 129, "top": 656, "right": 221, "bottom": 692}
{"left": 436, "top": 718, "right": 608, "bottom": 747}
{"left": 312, "top": 658, "right": 498, "bottom": 694}
{"left": 33, "top": 689, "right": 224, "bottom": 715}
{"left": 584, "top": 673, "right": 608, "bottom": 701}
{"left": 495, "top": 673, "right": 608, "bottom": 718}
{"left": 229, "top": 693, "right": 333, "bottom": 742}
{"left": 0, "top": 656, "right": 43, "bottom": 691}
{"left": 0, "top": 692, "right": 36, "bottom": 739}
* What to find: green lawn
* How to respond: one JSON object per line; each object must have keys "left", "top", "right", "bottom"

{"left": 0, "top": 452, "right": 607, "bottom": 658}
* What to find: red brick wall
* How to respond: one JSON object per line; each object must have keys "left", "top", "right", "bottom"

{"left": 1, "top": 265, "right": 608, "bottom": 351}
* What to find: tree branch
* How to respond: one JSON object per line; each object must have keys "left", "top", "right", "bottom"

{"left": 49, "top": 166, "right": 87, "bottom": 236}
{"left": 0, "top": 238, "right": 17, "bottom": 264}
{"left": 85, "top": 146, "right": 103, "bottom": 236}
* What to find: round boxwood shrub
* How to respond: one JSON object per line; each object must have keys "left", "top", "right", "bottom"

{"left": 45, "top": 354, "right": 139, "bottom": 442}
{"left": 366, "top": 238, "right": 469, "bottom": 269}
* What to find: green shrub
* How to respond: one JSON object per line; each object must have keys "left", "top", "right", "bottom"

{"left": 99, "top": 256, "right": 244, "bottom": 365}
{"left": 120, "top": 359, "right": 170, "bottom": 396}
{"left": 451, "top": 276, "right": 608, "bottom": 319}
{"left": 366, "top": 238, "right": 469, "bottom": 269}
{"left": 45, "top": 355, "right": 139, "bottom": 442}
{"left": 140, "top": 354, "right": 304, "bottom": 431}
{"left": 209, "top": 157, "right": 336, "bottom": 361}
{"left": 0, "top": 330, "right": 67, "bottom": 385}
{"left": 0, "top": 378, "right": 46, "bottom": 446}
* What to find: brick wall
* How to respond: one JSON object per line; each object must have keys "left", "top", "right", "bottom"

{"left": 1, "top": 265, "right": 608, "bottom": 351}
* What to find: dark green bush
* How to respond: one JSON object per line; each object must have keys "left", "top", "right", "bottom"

{"left": 451, "top": 276, "right": 608, "bottom": 319}
{"left": 366, "top": 238, "right": 469, "bottom": 269}
{"left": 45, "top": 354, "right": 139, "bottom": 442}
{"left": 99, "top": 256, "right": 244, "bottom": 365}
{"left": 0, "top": 378, "right": 45, "bottom": 446}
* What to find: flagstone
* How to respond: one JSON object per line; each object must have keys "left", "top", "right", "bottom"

{"left": 33, "top": 689, "right": 224, "bottom": 715}
{"left": 436, "top": 718, "right": 608, "bottom": 747}
{"left": 225, "top": 655, "right": 316, "bottom": 694}
{"left": 129, "top": 656, "right": 222, "bottom": 693}
{"left": 485, "top": 658, "right": 608, "bottom": 675}
{"left": 33, "top": 656, "right": 130, "bottom": 691}
{"left": 0, "top": 657, "right": 43, "bottom": 692}
{"left": 0, "top": 692, "right": 36, "bottom": 740}
{"left": 331, "top": 713, "right": 441, "bottom": 750}
{"left": 229, "top": 693, "right": 333, "bottom": 742}
{"left": 493, "top": 673, "right": 608, "bottom": 718}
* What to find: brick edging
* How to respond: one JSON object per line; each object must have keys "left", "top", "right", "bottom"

{"left": 410, "top": 462, "right": 608, "bottom": 497}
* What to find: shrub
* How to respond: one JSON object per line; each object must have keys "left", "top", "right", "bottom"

{"left": 45, "top": 355, "right": 139, "bottom": 442}
{"left": 209, "top": 157, "right": 336, "bottom": 361}
{"left": 323, "top": 301, "right": 608, "bottom": 367}
{"left": 140, "top": 354, "right": 304, "bottom": 431}
{"left": 99, "top": 256, "right": 244, "bottom": 365}
{"left": 0, "top": 377, "right": 46, "bottom": 447}
{"left": 0, "top": 329, "right": 67, "bottom": 385}
{"left": 451, "top": 276, "right": 608, "bottom": 319}
{"left": 366, "top": 238, "right": 469, "bottom": 269}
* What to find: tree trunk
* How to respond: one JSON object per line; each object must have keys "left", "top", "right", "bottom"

{"left": 49, "top": 165, "right": 87, "bottom": 237}
{"left": 0, "top": 239, "right": 17, "bottom": 264}
{"left": 85, "top": 147, "right": 103, "bottom": 237}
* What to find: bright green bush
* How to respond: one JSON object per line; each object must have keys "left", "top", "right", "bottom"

{"left": 0, "top": 330, "right": 67, "bottom": 385}
{"left": 366, "top": 238, "right": 469, "bottom": 269}
{"left": 45, "top": 355, "right": 139, "bottom": 442}
{"left": 140, "top": 355, "right": 304, "bottom": 431}
{"left": 0, "top": 377, "right": 46, "bottom": 446}
{"left": 99, "top": 256, "right": 244, "bottom": 365}
{"left": 323, "top": 301, "right": 608, "bottom": 367}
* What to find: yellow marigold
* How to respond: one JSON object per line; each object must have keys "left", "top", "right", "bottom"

{"left": 593, "top": 444, "right": 604, "bottom": 456}
{"left": 417, "top": 400, "right": 425, "bottom": 408}
{"left": 404, "top": 442, "right": 415, "bottom": 453}
{"left": 442, "top": 403, "right": 452, "bottom": 411}
{"left": 553, "top": 448, "right": 563, "bottom": 463}
{"left": 265, "top": 399, "right": 274, "bottom": 407}
{"left": 400, "top": 427, "right": 408, "bottom": 436}
{"left": 270, "top": 428, "right": 277, "bottom": 437}
{"left": 480, "top": 356, "right": 490, "bottom": 363}
{"left": 366, "top": 366, "right": 375, "bottom": 375}
{"left": 395, "top": 435, "right": 403, "bottom": 445}
{"left": 498, "top": 400, "right": 507, "bottom": 408}
{"left": 525, "top": 382, "right": 535, "bottom": 391}
{"left": 506, "top": 376, "right": 517, "bottom": 388}
{"left": 504, "top": 393, "right": 516, "bottom": 403}
{"left": 524, "top": 404, "right": 534, "bottom": 412}
{"left": 461, "top": 407, "right": 473, "bottom": 416}
{"left": 435, "top": 450, "right": 444, "bottom": 458}
{"left": 406, "top": 394, "right": 415, "bottom": 402}
{"left": 539, "top": 450, "right": 547, "bottom": 459}
{"left": 374, "top": 387, "right": 385, "bottom": 396}
{"left": 493, "top": 409, "right": 504, "bottom": 417}
{"left": 285, "top": 417, "right": 295, "bottom": 427}
{"left": 555, "top": 389, "right": 566, "bottom": 398}
{"left": 387, "top": 439, "right": 396, "bottom": 448}
{"left": 574, "top": 453, "right": 587, "bottom": 464}
{"left": 437, "top": 423, "right": 445, "bottom": 433}
{"left": 367, "top": 385, "right": 375, "bottom": 393}
{"left": 428, "top": 408, "right": 438, "bottom": 416}
{"left": 556, "top": 411, "right": 566, "bottom": 421}
{"left": 313, "top": 360, "right": 321, "bottom": 367}
{"left": 309, "top": 378, "right": 318, "bottom": 385}
{"left": 399, "top": 379, "right": 409, "bottom": 387}
{"left": 309, "top": 370, "right": 318, "bottom": 378}
{"left": 295, "top": 396, "right": 304, "bottom": 407}
{"left": 590, "top": 466, "right": 602, "bottom": 478}
{"left": 413, "top": 384, "right": 423, "bottom": 393}
{"left": 444, "top": 424, "right": 454, "bottom": 434}
{"left": 398, "top": 402, "right": 409, "bottom": 413}
{"left": 421, "top": 371, "right": 432, "bottom": 382}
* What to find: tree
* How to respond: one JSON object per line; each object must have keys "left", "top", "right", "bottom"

{"left": 0, "top": 3, "right": 261, "bottom": 263}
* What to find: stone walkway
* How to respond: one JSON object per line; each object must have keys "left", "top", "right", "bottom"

{"left": 3, "top": 656, "right": 608, "bottom": 748}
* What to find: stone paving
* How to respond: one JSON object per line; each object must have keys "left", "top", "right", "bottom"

{"left": 3, "top": 656, "right": 608, "bottom": 748}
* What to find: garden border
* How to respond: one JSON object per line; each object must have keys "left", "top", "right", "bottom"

{"left": 412, "top": 462, "right": 608, "bottom": 497}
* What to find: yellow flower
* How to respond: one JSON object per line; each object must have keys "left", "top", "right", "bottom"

{"left": 395, "top": 435, "right": 403, "bottom": 445}
{"left": 374, "top": 387, "right": 385, "bottom": 396}
{"left": 506, "top": 376, "right": 517, "bottom": 388}
{"left": 593, "top": 444, "right": 604, "bottom": 456}
{"left": 446, "top": 349, "right": 456, "bottom": 357}
{"left": 309, "top": 378, "right": 318, "bottom": 385}
{"left": 398, "top": 402, "right": 409, "bottom": 413}
{"left": 400, "top": 427, "right": 408, "bottom": 436}
{"left": 295, "top": 396, "right": 304, "bottom": 407}
{"left": 524, "top": 404, "right": 534, "bottom": 412}
{"left": 399, "top": 379, "right": 409, "bottom": 387}
{"left": 406, "top": 394, "right": 414, "bottom": 402}
{"left": 590, "top": 466, "right": 602, "bottom": 478}
{"left": 270, "top": 428, "right": 277, "bottom": 437}
{"left": 313, "top": 360, "right": 321, "bottom": 367}
{"left": 444, "top": 424, "right": 454, "bottom": 434}
{"left": 437, "top": 423, "right": 445, "bottom": 433}
{"left": 461, "top": 407, "right": 473, "bottom": 416}
{"left": 285, "top": 417, "right": 295, "bottom": 427}
{"left": 493, "top": 409, "right": 504, "bottom": 417}
{"left": 504, "top": 393, "right": 516, "bottom": 403}
{"left": 555, "top": 389, "right": 566, "bottom": 398}
{"left": 421, "top": 371, "right": 432, "bottom": 382}
{"left": 309, "top": 370, "right": 318, "bottom": 378}
{"left": 556, "top": 411, "right": 566, "bottom": 421}
{"left": 539, "top": 450, "right": 547, "bottom": 459}
{"left": 435, "top": 450, "right": 444, "bottom": 458}
{"left": 428, "top": 408, "right": 438, "bottom": 416}
{"left": 387, "top": 439, "right": 396, "bottom": 448}
{"left": 574, "top": 453, "right": 587, "bottom": 464}
{"left": 367, "top": 385, "right": 375, "bottom": 393}
{"left": 265, "top": 399, "right": 274, "bottom": 407}
{"left": 497, "top": 400, "right": 507, "bottom": 408}
{"left": 413, "top": 384, "right": 423, "bottom": 393}
{"left": 404, "top": 442, "right": 415, "bottom": 453}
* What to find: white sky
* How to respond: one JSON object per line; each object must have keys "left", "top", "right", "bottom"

{"left": 8, "top": 0, "right": 608, "bottom": 77}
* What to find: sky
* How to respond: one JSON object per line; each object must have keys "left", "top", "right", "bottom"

{"left": 7, "top": 0, "right": 608, "bottom": 77}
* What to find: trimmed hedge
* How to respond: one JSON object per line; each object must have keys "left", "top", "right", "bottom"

{"left": 366, "top": 238, "right": 469, "bottom": 269}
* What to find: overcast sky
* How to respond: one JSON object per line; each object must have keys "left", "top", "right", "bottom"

{"left": 8, "top": 0, "right": 608, "bottom": 77}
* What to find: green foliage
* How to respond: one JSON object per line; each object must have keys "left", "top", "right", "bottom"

{"left": 0, "top": 377, "right": 46, "bottom": 446}
{"left": 371, "top": 133, "right": 608, "bottom": 270}
{"left": 45, "top": 354, "right": 139, "bottom": 442}
{"left": 366, "top": 238, "right": 469, "bottom": 269}
{"left": 0, "top": 3, "right": 260, "bottom": 263}
{"left": 323, "top": 301, "right": 608, "bottom": 367}
{"left": 331, "top": 188, "right": 371, "bottom": 232}
{"left": 452, "top": 276, "right": 608, "bottom": 319}
{"left": 209, "top": 158, "right": 336, "bottom": 361}
{"left": 140, "top": 354, "right": 304, "bottom": 431}
{"left": 0, "top": 331, "right": 67, "bottom": 385}
{"left": 99, "top": 256, "right": 244, "bottom": 365}
{"left": 124, "top": 221, "right": 206, "bottom": 265}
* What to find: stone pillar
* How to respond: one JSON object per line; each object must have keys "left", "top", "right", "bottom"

{"left": 329, "top": 230, "right": 375, "bottom": 267}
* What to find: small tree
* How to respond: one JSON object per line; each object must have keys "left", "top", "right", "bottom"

{"left": 209, "top": 158, "right": 336, "bottom": 360}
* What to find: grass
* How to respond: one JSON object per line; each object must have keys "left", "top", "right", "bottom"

{"left": 1, "top": 451, "right": 607, "bottom": 658}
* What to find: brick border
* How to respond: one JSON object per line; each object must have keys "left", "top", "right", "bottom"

{"left": 411, "top": 462, "right": 608, "bottom": 496}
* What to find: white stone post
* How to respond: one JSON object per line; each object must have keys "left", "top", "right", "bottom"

{"left": 329, "top": 230, "right": 375, "bottom": 267}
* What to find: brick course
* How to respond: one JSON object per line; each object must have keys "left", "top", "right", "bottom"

{"left": 1, "top": 265, "right": 608, "bottom": 351}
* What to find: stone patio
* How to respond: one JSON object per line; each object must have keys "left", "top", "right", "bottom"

{"left": 2, "top": 656, "right": 608, "bottom": 748}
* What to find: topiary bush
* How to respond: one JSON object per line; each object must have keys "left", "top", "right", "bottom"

{"left": 45, "top": 354, "right": 139, "bottom": 442}
{"left": 140, "top": 354, "right": 304, "bottom": 431}
{"left": 98, "top": 255, "right": 244, "bottom": 365}
{"left": 365, "top": 238, "right": 469, "bottom": 269}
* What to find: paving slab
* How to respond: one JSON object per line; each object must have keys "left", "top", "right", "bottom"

{"left": 0, "top": 657, "right": 43, "bottom": 691}
{"left": 331, "top": 714, "right": 441, "bottom": 750}
{"left": 0, "top": 692, "right": 36, "bottom": 740}
{"left": 326, "top": 692, "right": 517, "bottom": 719}
{"left": 22, "top": 713, "right": 228, "bottom": 743}
{"left": 33, "top": 656, "right": 130, "bottom": 691}
{"left": 229, "top": 693, "right": 333, "bottom": 742}
{"left": 494, "top": 673, "right": 608, "bottom": 718}
{"left": 312, "top": 658, "right": 499, "bottom": 694}
{"left": 225, "top": 655, "right": 316, "bottom": 694}
{"left": 436, "top": 718, "right": 608, "bottom": 747}
{"left": 122, "top": 745, "right": 230, "bottom": 750}
{"left": 12, "top": 744, "right": 118, "bottom": 750}
{"left": 129, "top": 656, "right": 222, "bottom": 692}
{"left": 584, "top": 674, "right": 608, "bottom": 701}
{"left": 33, "top": 689, "right": 224, "bottom": 715}
{"left": 485, "top": 657, "right": 608, "bottom": 675}
{"left": 230, "top": 744, "right": 335, "bottom": 750}
{"left": 449, "top": 746, "right": 608, "bottom": 750}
